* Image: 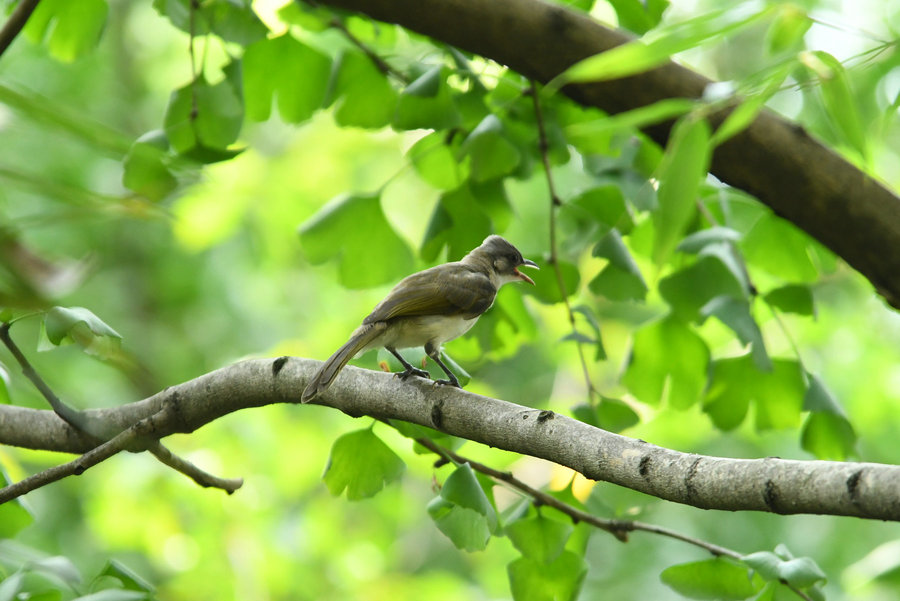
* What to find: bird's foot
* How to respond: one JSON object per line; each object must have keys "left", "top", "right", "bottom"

{"left": 433, "top": 378, "right": 461, "bottom": 388}
{"left": 396, "top": 367, "right": 431, "bottom": 381}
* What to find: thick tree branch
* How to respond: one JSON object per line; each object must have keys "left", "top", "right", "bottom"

{"left": 1, "top": 358, "right": 899, "bottom": 521}
{"left": 312, "top": 0, "right": 900, "bottom": 309}
{"left": 0, "top": 0, "right": 40, "bottom": 60}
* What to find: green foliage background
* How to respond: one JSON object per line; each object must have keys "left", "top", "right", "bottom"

{"left": 1, "top": 0, "right": 900, "bottom": 599}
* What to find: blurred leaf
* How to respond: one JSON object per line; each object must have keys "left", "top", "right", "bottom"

{"left": 704, "top": 355, "right": 804, "bottom": 431}
{"left": 243, "top": 35, "right": 331, "bottom": 123}
{"left": 0, "top": 362, "right": 10, "bottom": 404}
{"left": 428, "top": 463, "right": 498, "bottom": 551}
{"left": 408, "top": 132, "right": 463, "bottom": 190}
{"left": 590, "top": 229, "right": 648, "bottom": 301}
{"left": 164, "top": 72, "right": 244, "bottom": 161}
{"left": 653, "top": 116, "right": 711, "bottom": 266}
{"left": 700, "top": 295, "right": 771, "bottom": 371}
{"left": 660, "top": 558, "right": 759, "bottom": 600}
{"left": 460, "top": 115, "right": 521, "bottom": 182}
{"left": 623, "top": 317, "right": 709, "bottom": 409}
{"left": 803, "top": 373, "right": 844, "bottom": 415}
{"left": 0, "top": 470, "right": 33, "bottom": 538}
{"left": 803, "top": 51, "right": 868, "bottom": 160}
{"left": 764, "top": 284, "right": 815, "bottom": 317}
{"left": 322, "top": 428, "right": 405, "bottom": 500}
{"left": 766, "top": 5, "right": 811, "bottom": 53}
{"left": 508, "top": 551, "right": 587, "bottom": 601}
{"left": 122, "top": 131, "right": 177, "bottom": 201}
{"left": 741, "top": 213, "right": 819, "bottom": 282}
{"left": 562, "top": 185, "right": 634, "bottom": 236}
{"left": 677, "top": 227, "right": 742, "bottom": 253}
{"left": 153, "top": 0, "right": 267, "bottom": 45}
{"left": 328, "top": 50, "right": 398, "bottom": 129}
{"left": 506, "top": 515, "right": 572, "bottom": 564}
{"left": 525, "top": 259, "right": 580, "bottom": 304}
{"left": 394, "top": 67, "right": 461, "bottom": 130}
{"left": 801, "top": 412, "right": 856, "bottom": 460}
{"left": 299, "top": 193, "right": 415, "bottom": 289}
{"left": 566, "top": 98, "right": 696, "bottom": 145}
{"left": 712, "top": 61, "right": 793, "bottom": 146}
{"left": 276, "top": 1, "right": 332, "bottom": 31}
{"left": 573, "top": 398, "right": 639, "bottom": 432}
{"left": 421, "top": 185, "right": 493, "bottom": 262}
{"left": 24, "top": 0, "right": 107, "bottom": 62}
{"left": 71, "top": 591, "right": 148, "bottom": 601}
{"left": 31, "top": 557, "right": 81, "bottom": 588}
{"left": 552, "top": 6, "right": 772, "bottom": 87}
{"left": 743, "top": 551, "right": 826, "bottom": 588}
{"left": 97, "top": 561, "right": 154, "bottom": 593}
{"left": 659, "top": 255, "right": 745, "bottom": 322}
{"left": 0, "top": 572, "right": 24, "bottom": 601}
{"left": 607, "top": 0, "right": 670, "bottom": 34}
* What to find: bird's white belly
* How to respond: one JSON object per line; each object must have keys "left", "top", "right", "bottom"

{"left": 366, "top": 315, "right": 478, "bottom": 351}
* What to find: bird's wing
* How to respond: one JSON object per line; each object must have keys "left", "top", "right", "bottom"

{"left": 363, "top": 264, "right": 497, "bottom": 323}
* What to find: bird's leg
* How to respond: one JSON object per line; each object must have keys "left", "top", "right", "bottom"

{"left": 425, "top": 344, "right": 461, "bottom": 388}
{"left": 389, "top": 348, "right": 431, "bottom": 380}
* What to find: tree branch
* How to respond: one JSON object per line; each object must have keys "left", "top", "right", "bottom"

{"left": 0, "top": 0, "right": 40, "bottom": 60}
{"left": 311, "top": 0, "right": 900, "bottom": 310}
{"left": 1, "top": 358, "right": 899, "bottom": 522}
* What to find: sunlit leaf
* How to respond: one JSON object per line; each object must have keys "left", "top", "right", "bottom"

{"left": 97, "top": 560, "right": 154, "bottom": 593}
{"left": 506, "top": 515, "right": 572, "bottom": 564}
{"left": 39, "top": 306, "right": 122, "bottom": 361}
{"left": 552, "top": 5, "right": 772, "bottom": 87}
{"left": 299, "top": 193, "right": 414, "bottom": 288}
{"left": 801, "top": 412, "right": 856, "bottom": 460}
{"left": 677, "top": 227, "right": 742, "bottom": 253}
{"left": 590, "top": 230, "right": 647, "bottom": 301}
{"left": 741, "top": 213, "right": 820, "bottom": 282}
{"left": 322, "top": 428, "right": 405, "bottom": 500}
{"left": 243, "top": 35, "right": 331, "bottom": 124}
{"left": 661, "top": 558, "right": 760, "bottom": 600}
{"left": 766, "top": 5, "right": 811, "bottom": 53}
{"left": 525, "top": 259, "right": 579, "bottom": 304}
{"left": 653, "top": 116, "right": 711, "bottom": 266}
{"left": 623, "top": 317, "right": 709, "bottom": 409}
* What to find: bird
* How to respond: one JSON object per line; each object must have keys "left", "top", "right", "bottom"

{"left": 301, "top": 235, "right": 538, "bottom": 402}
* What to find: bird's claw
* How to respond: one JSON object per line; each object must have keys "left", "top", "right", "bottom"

{"left": 396, "top": 367, "right": 431, "bottom": 381}
{"left": 433, "top": 378, "right": 461, "bottom": 388}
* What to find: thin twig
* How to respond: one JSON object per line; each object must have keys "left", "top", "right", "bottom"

{"left": 529, "top": 80, "right": 599, "bottom": 404}
{"left": 0, "top": 320, "right": 242, "bottom": 494}
{"left": 327, "top": 15, "right": 408, "bottom": 83}
{"left": 147, "top": 441, "right": 243, "bottom": 493}
{"left": 408, "top": 430, "right": 814, "bottom": 601}
{"left": 0, "top": 0, "right": 40, "bottom": 60}
{"left": 0, "top": 404, "right": 172, "bottom": 505}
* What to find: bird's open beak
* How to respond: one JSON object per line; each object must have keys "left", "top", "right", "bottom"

{"left": 516, "top": 259, "right": 539, "bottom": 285}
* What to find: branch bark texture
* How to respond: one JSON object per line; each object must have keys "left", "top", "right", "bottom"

{"left": 314, "top": 0, "right": 900, "bottom": 309}
{"left": 2, "top": 357, "right": 899, "bottom": 520}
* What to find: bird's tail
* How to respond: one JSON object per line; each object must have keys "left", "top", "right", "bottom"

{"left": 301, "top": 323, "right": 383, "bottom": 403}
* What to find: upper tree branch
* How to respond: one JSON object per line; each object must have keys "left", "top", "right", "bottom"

{"left": 0, "top": 0, "right": 40, "bottom": 60}
{"left": 312, "top": 0, "right": 900, "bottom": 310}
{"left": 1, "top": 357, "right": 899, "bottom": 521}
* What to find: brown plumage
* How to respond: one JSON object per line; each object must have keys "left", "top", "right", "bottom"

{"left": 301, "top": 235, "right": 537, "bottom": 402}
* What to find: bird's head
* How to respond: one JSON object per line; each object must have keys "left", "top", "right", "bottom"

{"left": 475, "top": 235, "right": 539, "bottom": 286}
